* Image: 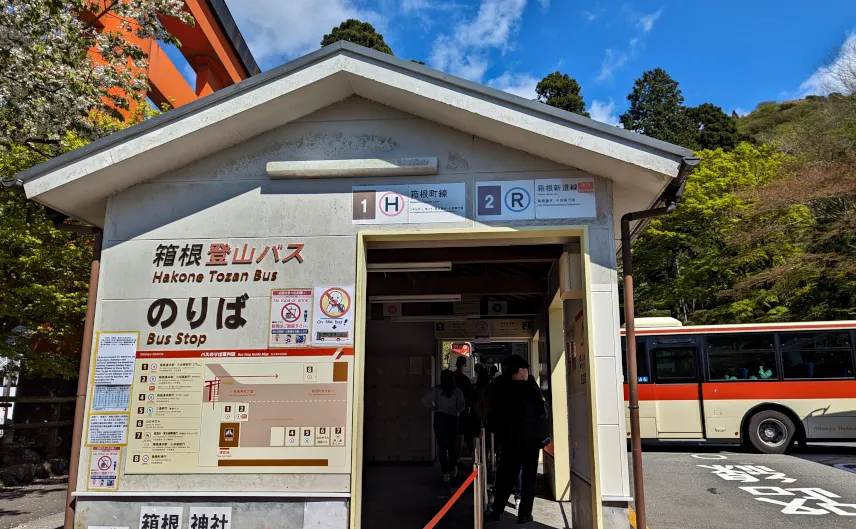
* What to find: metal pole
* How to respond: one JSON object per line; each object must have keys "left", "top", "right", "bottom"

{"left": 479, "top": 427, "right": 487, "bottom": 504}
{"left": 473, "top": 437, "right": 481, "bottom": 529}
{"left": 620, "top": 157, "right": 698, "bottom": 529}
{"left": 621, "top": 217, "right": 647, "bottom": 529}
{"left": 64, "top": 231, "right": 103, "bottom": 529}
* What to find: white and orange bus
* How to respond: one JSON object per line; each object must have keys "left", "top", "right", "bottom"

{"left": 621, "top": 318, "right": 856, "bottom": 453}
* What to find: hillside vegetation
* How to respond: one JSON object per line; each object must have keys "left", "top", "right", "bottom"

{"left": 630, "top": 88, "right": 856, "bottom": 324}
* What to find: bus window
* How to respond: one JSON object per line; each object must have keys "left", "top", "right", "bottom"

{"left": 780, "top": 331, "right": 855, "bottom": 380}
{"left": 621, "top": 337, "right": 649, "bottom": 383}
{"left": 706, "top": 333, "right": 777, "bottom": 381}
{"left": 652, "top": 348, "right": 697, "bottom": 383}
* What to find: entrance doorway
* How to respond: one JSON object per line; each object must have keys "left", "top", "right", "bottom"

{"left": 353, "top": 229, "right": 590, "bottom": 529}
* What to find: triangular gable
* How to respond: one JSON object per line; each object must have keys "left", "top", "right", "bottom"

{"left": 17, "top": 41, "right": 693, "bottom": 227}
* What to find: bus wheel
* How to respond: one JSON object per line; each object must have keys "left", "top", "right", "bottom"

{"left": 747, "top": 410, "right": 794, "bottom": 454}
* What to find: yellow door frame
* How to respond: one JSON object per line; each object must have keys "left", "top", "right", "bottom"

{"left": 350, "top": 226, "right": 602, "bottom": 529}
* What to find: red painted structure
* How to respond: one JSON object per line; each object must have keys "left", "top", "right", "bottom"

{"left": 84, "top": 0, "right": 259, "bottom": 110}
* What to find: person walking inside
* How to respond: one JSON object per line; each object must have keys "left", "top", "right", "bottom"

{"left": 487, "top": 355, "right": 550, "bottom": 525}
{"left": 453, "top": 355, "right": 474, "bottom": 460}
{"left": 421, "top": 369, "right": 466, "bottom": 483}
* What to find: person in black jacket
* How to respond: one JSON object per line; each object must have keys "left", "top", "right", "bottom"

{"left": 487, "top": 355, "right": 550, "bottom": 525}
{"left": 453, "top": 355, "right": 474, "bottom": 460}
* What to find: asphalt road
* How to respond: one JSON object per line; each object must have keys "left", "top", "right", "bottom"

{"left": 0, "top": 477, "right": 66, "bottom": 529}
{"left": 636, "top": 443, "right": 856, "bottom": 529}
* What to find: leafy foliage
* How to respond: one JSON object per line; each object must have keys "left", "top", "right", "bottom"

{"left": 685, "top": 103, "right": 742, "bottom": 151}
{"left": 619, "top": 68, "right": 698, "bottom": 149}
{"left": 732, "top": 93, "right": 856, "bottom": 320}
{"left": 0, "top": 1, "right": 167, "bottom": 378}
{"left": 535, "top": 71, "right": 589, "bottom": 117}
{"left": 321, "top": 19, "right": 393, "bottom": 55}
{"left": 0, "top": 0, "right": 193, "bottom": 156}
{"left": 630, "top": 143, "right": 811, "bottom": 324}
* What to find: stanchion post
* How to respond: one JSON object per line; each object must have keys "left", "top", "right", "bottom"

{"left": 479, "top": 427, "right": 487, "bottom": 513}
{"left": 473, "top": 437, "right": 482, "bottom": 529}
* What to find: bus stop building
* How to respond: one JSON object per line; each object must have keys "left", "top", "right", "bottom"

{"left": 18, "top": 42, "right": 694, "bottom": 529}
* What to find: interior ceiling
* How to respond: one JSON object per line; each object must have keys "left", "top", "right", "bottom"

{"left": 366, "top": 244, "right": 561, "bottom": 299}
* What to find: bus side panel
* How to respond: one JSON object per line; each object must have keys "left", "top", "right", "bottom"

{"left": 623, "top": 385, "right": 702, "bottom": 439}
{"left": 623, "top": 384, "right": 657, "bottom": 439}
{"left": 701, "top": 381, "right": 856, "bottom": 440}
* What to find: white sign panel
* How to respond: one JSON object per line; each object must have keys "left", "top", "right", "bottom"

{"left": 352, "top": 184, "right": 466, "bottom": 224}
{"left": 88, "top": 446, "right": 121, "bottom": 490}
{"left": 475, "top": 180, "right": 535, "bottom": 221}
{"left": 408, "top": 183, "right": 466, "bottom": 223}
{"left": 139, "top": 506, "right": 182, "bottom": 529}
{"left": 312, "top": 285, "right": 355, "bottom": 345}
{"left": 453, "top": 300, "right": 481, "bottom": 318}
{"left": 94, "top": 333, "right": 138, "bottom": 386}
{"left": 87, "top": 414, "right": 129, "bottom": 445}
{"left": 534, "top": 178, "right": 596, "bottom": 219}
{"left": 269, "top": 289, "right": 313, "bottom": 347}
{"left": 91, "top": 385, "right": 131, "bottom": 412}
{"left": 189, "top": 507, "right": 232, "bottom": 529}
{"left": 352, "top": 184, "right": 410, "bottom": 224}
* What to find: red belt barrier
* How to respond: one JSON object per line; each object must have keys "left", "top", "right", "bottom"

{"left": 422, "top": 469, "right": 477, "bottom": 529}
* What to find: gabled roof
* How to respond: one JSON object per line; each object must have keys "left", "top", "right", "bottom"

{"left": 18, "top": 41, "right": 693, "bottom": 227}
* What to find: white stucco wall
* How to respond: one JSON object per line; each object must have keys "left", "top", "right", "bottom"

{"left": 78, "top": 96, "right": 629, "bottom": 526}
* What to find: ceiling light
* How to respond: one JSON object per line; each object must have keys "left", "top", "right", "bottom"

{"left": 369, "top": 294, "right": 462, "bottom": 303}
{"left": 390, "top": 315, "right": 466, "bottom": 323}
{"left": 367, "top": 262, "right": 452, "bottom": 273}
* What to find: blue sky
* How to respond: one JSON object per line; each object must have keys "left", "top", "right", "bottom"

{"left": 169, "top": 1, "right": 856, "bottom": 125}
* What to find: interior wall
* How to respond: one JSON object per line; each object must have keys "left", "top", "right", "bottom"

{"left": 363, "top": 320, "right": 434, "bottom": 463}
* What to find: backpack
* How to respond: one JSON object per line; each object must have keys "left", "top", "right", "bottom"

{"left": 522, "top": 396, "right": 551, "bottom": 446}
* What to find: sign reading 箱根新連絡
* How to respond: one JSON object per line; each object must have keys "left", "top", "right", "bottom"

{"left": 475, "top": 178, "right": 596, "bottom": 221}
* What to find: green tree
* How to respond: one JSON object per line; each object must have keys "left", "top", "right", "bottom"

{"left": 321, "top": 19, "right": 393, "bottom": 55}
{"left": 0, "top": 0, "right": 193, "bottom": 156}
{"left": 535, "top": 71, "right": 589, "bottom": 116}
{"left": 619, "top": 68, "right": 697, "bottom": 148}
{"left": 0, "top": 112, "right": 159, "bottom": 380}
{"left": 630, "top": 143, "right": 810, "bottom": 324}
{"left": 732, "top": 92, "right": 856, "bottom": 320}
{"left": 685, "top": 103, "right": 742, "bottom": 151}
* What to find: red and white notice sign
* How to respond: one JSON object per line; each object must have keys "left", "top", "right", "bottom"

{"left": 269, "top": 289, "right": 313, "bottom": 347}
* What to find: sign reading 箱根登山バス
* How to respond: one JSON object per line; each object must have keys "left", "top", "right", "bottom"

{"left": 150, "top": 241, "right": 303, "bottom": 284}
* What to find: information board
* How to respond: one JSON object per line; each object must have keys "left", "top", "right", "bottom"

{"left": 125, "top": 348, "right": 354, "bottom": 474}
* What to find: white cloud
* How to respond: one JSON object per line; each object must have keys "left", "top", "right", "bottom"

{"left": 596, "top": 49, "right": 628, "bottom": 82}
{"left": 588, "top": 99, "right": 620, "bottom": 126}
{"left": 429, "top": 0, "right": 528, "bottom": 82}
{"left": 581, "top": 10, "right": 597, "bottom": 22}
{"left": 488, "top": 71, "right": 539, "bottom": 98}
{"left": 636, "top": 9, "right": 663, "bottom": 33}
{"left": 734, "top": 108, "right": 750, "bottom": 118}
{"left": 798, "top": 32, "right": 856, "bottom": 97}
{"left": 538, "top": 0, "right": 550, "bottom": 7}
{"left": 224, "top": 0, "right": 384, "bottom": 69}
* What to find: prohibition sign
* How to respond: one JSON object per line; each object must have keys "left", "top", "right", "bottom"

{"left": 281, "top": 303, "right": 302, "bottom": 323}
{"left": 378, "top": 191, "right": 406, "bottom": 217}
{"left": 97, "top": 456, "right": 112, "bottom": 470}
{"left": 320, "top": 288, "right": 351, "bottom": 318}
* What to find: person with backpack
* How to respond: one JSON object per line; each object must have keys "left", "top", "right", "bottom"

{"left": 421, "top": 369, "right": 466, "bottom": 483}
{"left": 486, "top": 355, "right": 550, "bottom": 525}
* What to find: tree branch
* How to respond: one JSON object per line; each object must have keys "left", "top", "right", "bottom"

{"left": 84, "top": 0, "right": 120, "bottom": 30}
